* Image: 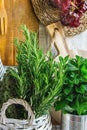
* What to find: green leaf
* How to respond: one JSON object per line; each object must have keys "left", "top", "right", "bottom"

{"left": 81, "top": 65, "right": 87, "bottom": 74}
{"left": 83, "top": 75, "right": 87, "bottom": 80}
{"left": 68, "top": 63, "right": 78, "bottom": 71}
{"left": 66, "top": 95, "right": 73, "bottom": 102}
{"left": 64, "top": 87, "right": 72, "bottom": 95}
{"left": 75, "top": 85, "right": 86, "bottom": 94}
{"left": 55, "top": 100, "right": 67, "bottom": 111}
{"left": 73, "top": 101, "right": 87, "bottom": 115}
{"left": 77, "top": 102, "right": 87, "bottom": 115}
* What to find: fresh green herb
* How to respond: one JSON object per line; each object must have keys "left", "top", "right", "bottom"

{"left": 55, "top": 55, "right": 87, "bottom": 115}
{"left": 0, "top": 25, "right": 68, "bottom": 117}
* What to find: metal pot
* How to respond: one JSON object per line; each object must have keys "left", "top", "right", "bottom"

{"left": 61, "top": 113, "right": 87, "bottom": 130}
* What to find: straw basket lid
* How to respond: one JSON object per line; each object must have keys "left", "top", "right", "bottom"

{"left": 32, "top": 0, "right": 87, "bottom": 37}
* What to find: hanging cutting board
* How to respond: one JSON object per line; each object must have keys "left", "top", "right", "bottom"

{"left": 0, "top": 0, "right": 39, "bottom": 66}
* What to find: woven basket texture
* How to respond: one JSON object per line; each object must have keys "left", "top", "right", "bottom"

{"left": 0, "top": 98, "right": 52, "bottom": 130}
{"left": 0, "top": 58, "right": 6, "bottom": 81}
{"left": 32, "top": 0, "right": 60, "bottom": 26}
{"left": 32, "top": 0, "right": 87, "bottom": 36}
{"left": 63, "top": 11, "right": 87, "bottom": 37}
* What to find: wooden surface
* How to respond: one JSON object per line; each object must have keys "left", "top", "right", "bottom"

{"left": 0, "top": 0, "right": 39, "bottom": 66}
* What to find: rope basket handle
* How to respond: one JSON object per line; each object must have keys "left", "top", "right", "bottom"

{"left": 0, "top": 98, "right": 35, "bottom": 125}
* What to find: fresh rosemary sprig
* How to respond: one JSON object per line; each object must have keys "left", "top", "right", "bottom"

{"left": 1, "top": 25, "right": 68, "bottom": 117}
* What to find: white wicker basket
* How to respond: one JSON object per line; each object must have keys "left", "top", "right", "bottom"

{"left": 0, "top": 60, "right": 52, "bottom": 130}
{"left": 0, "top": 58, "right": 6, "bottom": 80}
{"left": 0, "top": 98, "right": 52, "bottom": 130}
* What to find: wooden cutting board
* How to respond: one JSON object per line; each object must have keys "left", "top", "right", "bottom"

{"left": 0, "top": 0, "right": 39, "bottom": 66}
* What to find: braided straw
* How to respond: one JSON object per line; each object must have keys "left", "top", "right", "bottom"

{"left": 32, "top": 0, "right": 87, "bottom": 36}
{"left": 63, "top": 11, "right": 87, "bottom": 36}
{"left": 32, "top": 0, "right": 60, "bottom": 25}
{"left": 0, "top": 98, "right": 35, "bottom": 126}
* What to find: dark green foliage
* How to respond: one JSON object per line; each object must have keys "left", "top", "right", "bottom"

{"left": 0, "top": 69, "right": 16, "bottom": 107}
{"left": 55, "top": 55, "right": 87, "bottom": 115}
{"left": 0, "top": 25, "right": 68, "bottom": 118}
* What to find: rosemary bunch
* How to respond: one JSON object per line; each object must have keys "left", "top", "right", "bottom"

{"left": 2, "top": 25, "right": 68, "bottom": 117}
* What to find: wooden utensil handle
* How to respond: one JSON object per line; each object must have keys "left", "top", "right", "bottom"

{"left": 0, "top": 0, "right": 4, "bottom": 8}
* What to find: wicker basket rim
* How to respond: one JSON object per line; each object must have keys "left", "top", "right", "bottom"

{"left": 0, "top": 98, "right": 35, "bottom": 125}
{"left": 0, "top": 98, "right": 52, "bottom": 130}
